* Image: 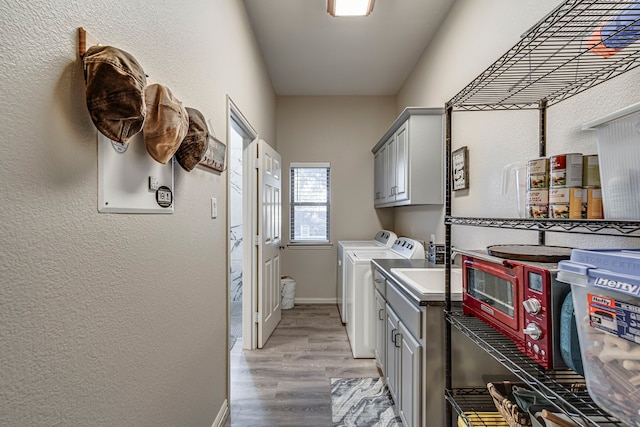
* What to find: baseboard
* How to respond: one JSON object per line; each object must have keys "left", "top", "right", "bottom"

{"left": 211, "top": 399, "right": 229, "bottom": 427}
{"left": 292, "top": 297, "right": 336, "bottom": 305}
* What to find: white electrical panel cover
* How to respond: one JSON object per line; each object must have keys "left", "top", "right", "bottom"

{"left": 98, "top": 132, "right": 175, "bottom": 213}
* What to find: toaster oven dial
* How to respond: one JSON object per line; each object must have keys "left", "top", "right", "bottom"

{"left": 523, "top": 323, "right": 542, "bottom": 340}
{"left": 522, "top": 298, "right": 542, "bottom": 315}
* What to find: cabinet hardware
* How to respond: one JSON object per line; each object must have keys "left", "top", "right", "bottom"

{"left": 394, "top": 331, "right": 401, "bottom": 348}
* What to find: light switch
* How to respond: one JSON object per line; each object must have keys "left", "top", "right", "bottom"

{"left": 149, "top": 176, "right": 159, "bottom": 191}
{"left": 211, "top": 198, "right": 217, "bottom": 219}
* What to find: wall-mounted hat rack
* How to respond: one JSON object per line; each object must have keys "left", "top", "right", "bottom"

{"left": 78, "top": 27, "right": 99, "bottom": 58}
{"left": 77, "top": 27, "right": 176, "bottom": 214}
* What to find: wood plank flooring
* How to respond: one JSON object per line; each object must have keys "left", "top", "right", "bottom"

{"left": 225, "top": 304, "right": 380, "bottom": 427}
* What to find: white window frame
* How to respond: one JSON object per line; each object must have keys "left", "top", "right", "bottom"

{"left": 289, "top": 162, "right": 331, "bottom": 244}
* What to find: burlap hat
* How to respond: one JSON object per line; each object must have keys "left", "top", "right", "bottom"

{"left": 175, "top": 107, "right": 209, "bottom": 171}
{"left": 143, "top": 84, "right": 189, "bottom": 164}
{"left": 83, "top": 45, "right": 147, "bottom": 144}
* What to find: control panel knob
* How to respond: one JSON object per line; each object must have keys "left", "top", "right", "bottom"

{"left": 522, "top": 298, "right": 542, "bottom": 314}
{"left": 523, "top": 323, "right": 543, "bottom": 340}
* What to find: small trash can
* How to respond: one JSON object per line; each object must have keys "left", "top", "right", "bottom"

{"left": 280, "top": 276, "right": 296, "bottom": 310}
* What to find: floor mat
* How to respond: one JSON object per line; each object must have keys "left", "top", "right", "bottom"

{"left": 330, "top": 377, "right": 402, "bottom": 427}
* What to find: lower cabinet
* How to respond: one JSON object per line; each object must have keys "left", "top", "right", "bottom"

{"left": 385, "top": 304, "right": 400, "bottom": 402}
{"left": 376, "top": 277, "right": 427, "bottom": 427}
{"left": 399, "top": 321, "right": 422, "bottom": 427}
{"left": 374, "top": 289, "right": 387, "bottom": 372}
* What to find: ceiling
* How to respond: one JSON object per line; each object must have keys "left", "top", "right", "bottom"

{"left": 242, "top": 0, "right": 456, "bottom": 96}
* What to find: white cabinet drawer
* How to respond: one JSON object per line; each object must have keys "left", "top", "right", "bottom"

{"left": 386, "top": 280, "right": 422, "bottom": 340}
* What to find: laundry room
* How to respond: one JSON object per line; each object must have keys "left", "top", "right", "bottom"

{"left": 2, "top": 1, "right": 640, "bottom": 427}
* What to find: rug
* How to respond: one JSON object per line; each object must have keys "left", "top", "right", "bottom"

{"left": 330, "top": 377, "right": 402, "bottom": 427}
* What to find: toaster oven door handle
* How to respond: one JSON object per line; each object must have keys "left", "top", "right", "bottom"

{"left": 452, "top": 246, "right": 511, "bottom": 266}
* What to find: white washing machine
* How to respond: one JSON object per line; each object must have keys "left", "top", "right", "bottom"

{"left": 344, "top": 237, "right": 425, "bottom": 358}
{"left": 337, "top": 230, "right": 397, "bottom": 324}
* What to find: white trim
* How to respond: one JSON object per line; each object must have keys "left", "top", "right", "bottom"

{"left": 290, "top": 162, "right": 330, "bottom": 168}
{"left": 211, "top": 399, "right": 229, "bottom": 427}
{"left": 286, "top": 243, "right": 333, "bottom": 249}
{"left": 582, "top": 101, "right": 640, "bottom": 130}
{"left": 226, "top": 96, "right": 259, "bottom": 353}
{"left": 292, "top": 298, "right": 337, "bottom": 305}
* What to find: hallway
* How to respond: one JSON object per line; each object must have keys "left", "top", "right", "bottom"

{"left": 226, "top": 305, "right": 380, "bottom": 426}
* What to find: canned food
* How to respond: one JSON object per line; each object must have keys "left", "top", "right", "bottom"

{"left": 527, "top": 157, "right": 549, "bottom": 189}
{"left": 549, "top": 187, "right": 583, "bottom": 219}
{"left": 584, "top": 187, "right": 604, "bottom": 219}
{"left": 526, "top": 189, "right": 549, "bottom": 218}
{"left": 550, "top": 153, "right": 583, "bottom": 187}
{"left": 582, "top": 154, "right": 601, "bottom": 187}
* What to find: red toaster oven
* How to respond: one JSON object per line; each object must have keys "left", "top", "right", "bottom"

{"left": 461, "top": 252, "right": 571, "bottom": 370}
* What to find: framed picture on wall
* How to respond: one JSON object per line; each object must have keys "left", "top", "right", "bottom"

{"left": 452, "top": 146, "right": 469, "bottom": 191}
{"left": 199, "top": 136, "right": 227, "bottom": 172}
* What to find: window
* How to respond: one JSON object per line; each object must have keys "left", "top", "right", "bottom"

{"left": 290, "top": 163, "right": 330, "bottom": 243}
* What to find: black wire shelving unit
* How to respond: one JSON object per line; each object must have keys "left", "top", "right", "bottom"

{"left": 446, "top": 0, "right": 640, "bottom": 111}
{"left": 444, "top": 1, "right": 640, "bottom": 426}
{"left": 446, "top": 217, "right": 640, "bottom": 237}
{"left": 447, "top": 311, "right": 625, "bottom": 426}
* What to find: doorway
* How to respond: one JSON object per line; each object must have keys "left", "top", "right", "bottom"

{"left": 227, "top": 98, "right": 257, "bottom": 352}
{"left": 229, "top": 120, "right": 244, "bottom": 351}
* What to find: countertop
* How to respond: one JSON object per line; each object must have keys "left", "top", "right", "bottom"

{"left": 370, "top": 258, "right": 462, "bottom": 306}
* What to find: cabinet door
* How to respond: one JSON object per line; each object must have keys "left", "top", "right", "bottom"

{"left": 374, "top": 290, "right": 386, "bottom": 371}
{"left": 399, "top": 321, "right": 422, "bottom": 427}
{"left": 385, "top": 304, "right": 400, "bottom": 401}
{"left": 394, "top": 122, "right": 409, "bottom": 202}
{"left": 374, "top": 148, "right": 385, "bottom": 206}
{"left": 386, "top": 135, "right": 397, "bottom": 201}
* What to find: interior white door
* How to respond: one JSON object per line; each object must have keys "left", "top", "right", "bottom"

{"left": 257, "top": 139, "right": 282, "bottom": 348}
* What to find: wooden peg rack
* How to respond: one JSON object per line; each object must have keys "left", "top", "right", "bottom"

{"left": 78, "top": 27, "right": 99, "bottom": 58}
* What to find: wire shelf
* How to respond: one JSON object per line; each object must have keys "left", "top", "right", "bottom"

{"left": 447, "top": 0, "right": 640, "bottom": 111}
{"left": 446, "top": 388, "right": 505, "bottom": 427}
{"left": 446, "top": 310, "right": 625, "bottom": 426}
{"left": 446, "top": 216, "right": 640, "bottom": 237}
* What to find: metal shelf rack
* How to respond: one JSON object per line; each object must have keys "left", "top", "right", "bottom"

{"left": 447, "top": 311, "right": 624, "bottom": 426}
{"left": 445, "top": 388, "right": 503, "bottom": 427}
{"left": 446, "top": 217, "right": 640, "bottom": 237}
{"left": 446, "top": 0, "right": 640, "bottom": 111}
{"left": 444, "top": 1, "right": 640, "bottom": 426}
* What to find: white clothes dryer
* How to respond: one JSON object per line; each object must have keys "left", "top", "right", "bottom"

{"left": 336, "top": 230, "right": 397, "bottom": 324}
{"left": 344, "top": 237, "right": 425, "bottom": 358}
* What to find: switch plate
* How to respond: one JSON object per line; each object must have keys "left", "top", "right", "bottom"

{"left": 211, "top": 198, "right": 217, "bottom": 219}
{"left": 149, "top": 176, "right": 159, "bottom": 191}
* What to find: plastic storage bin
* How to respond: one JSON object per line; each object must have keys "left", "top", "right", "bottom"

{"left": 583, "top": 102, "right": 640, "bottom": 219}
{"left": 558, "top": 249, "right": 640, "bottom": 426}
{"left": 280, "top": 276, "right": 296, "bottom": 310}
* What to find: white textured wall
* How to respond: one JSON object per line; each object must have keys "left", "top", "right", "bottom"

{"left": 395, "top": 0, "right": 640, "bottom": 250}
{"left": 277, "top": 96, "right": 396, "bottom": 301}
{"left": 0, "top": 1, "right": 275, "bottom": 425}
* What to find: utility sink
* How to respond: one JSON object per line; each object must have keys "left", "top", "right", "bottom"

{"left": 390, "top": 267, "right": 463, "bottom": 301}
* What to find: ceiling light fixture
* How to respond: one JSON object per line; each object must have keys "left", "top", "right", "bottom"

{"left": 327, "top": 0, "right": 375, "bottom": 17}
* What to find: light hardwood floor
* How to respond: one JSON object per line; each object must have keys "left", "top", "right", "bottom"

{"left": 225, "top": 304, "right": 380, "bottom": 427}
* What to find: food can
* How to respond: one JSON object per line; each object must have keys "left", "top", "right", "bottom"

{"left": 584, "top": 187, "right": 604, "bottom": 219}
{"left": 526, "top": 189, "right": 549, "bottom": 218}
{"left": 549, "top": 187, "right": 583, "bottom": 219}
{"left": 550, "top": 153, "right": 583, "bottom": 187}
{"left": 582, "top": 154, "right": 601, "bottom": 187}
{"left": 527, "top": 157, "right": 549, "bottom": 189}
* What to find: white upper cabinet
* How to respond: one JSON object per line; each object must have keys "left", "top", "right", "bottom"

{"left": 372, "top": 108, "right": 444, "bottom": 208}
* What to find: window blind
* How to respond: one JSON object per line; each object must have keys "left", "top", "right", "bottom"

{"left": 290, "top": 164, "right": 330, "bottom": 243}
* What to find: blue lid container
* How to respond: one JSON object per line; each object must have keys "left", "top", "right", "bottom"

{"left": 558, "top": 248, "right": 640, "bottom": 298}
{"left": 557, "top": 248, "right": 640, "bottom": 426}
